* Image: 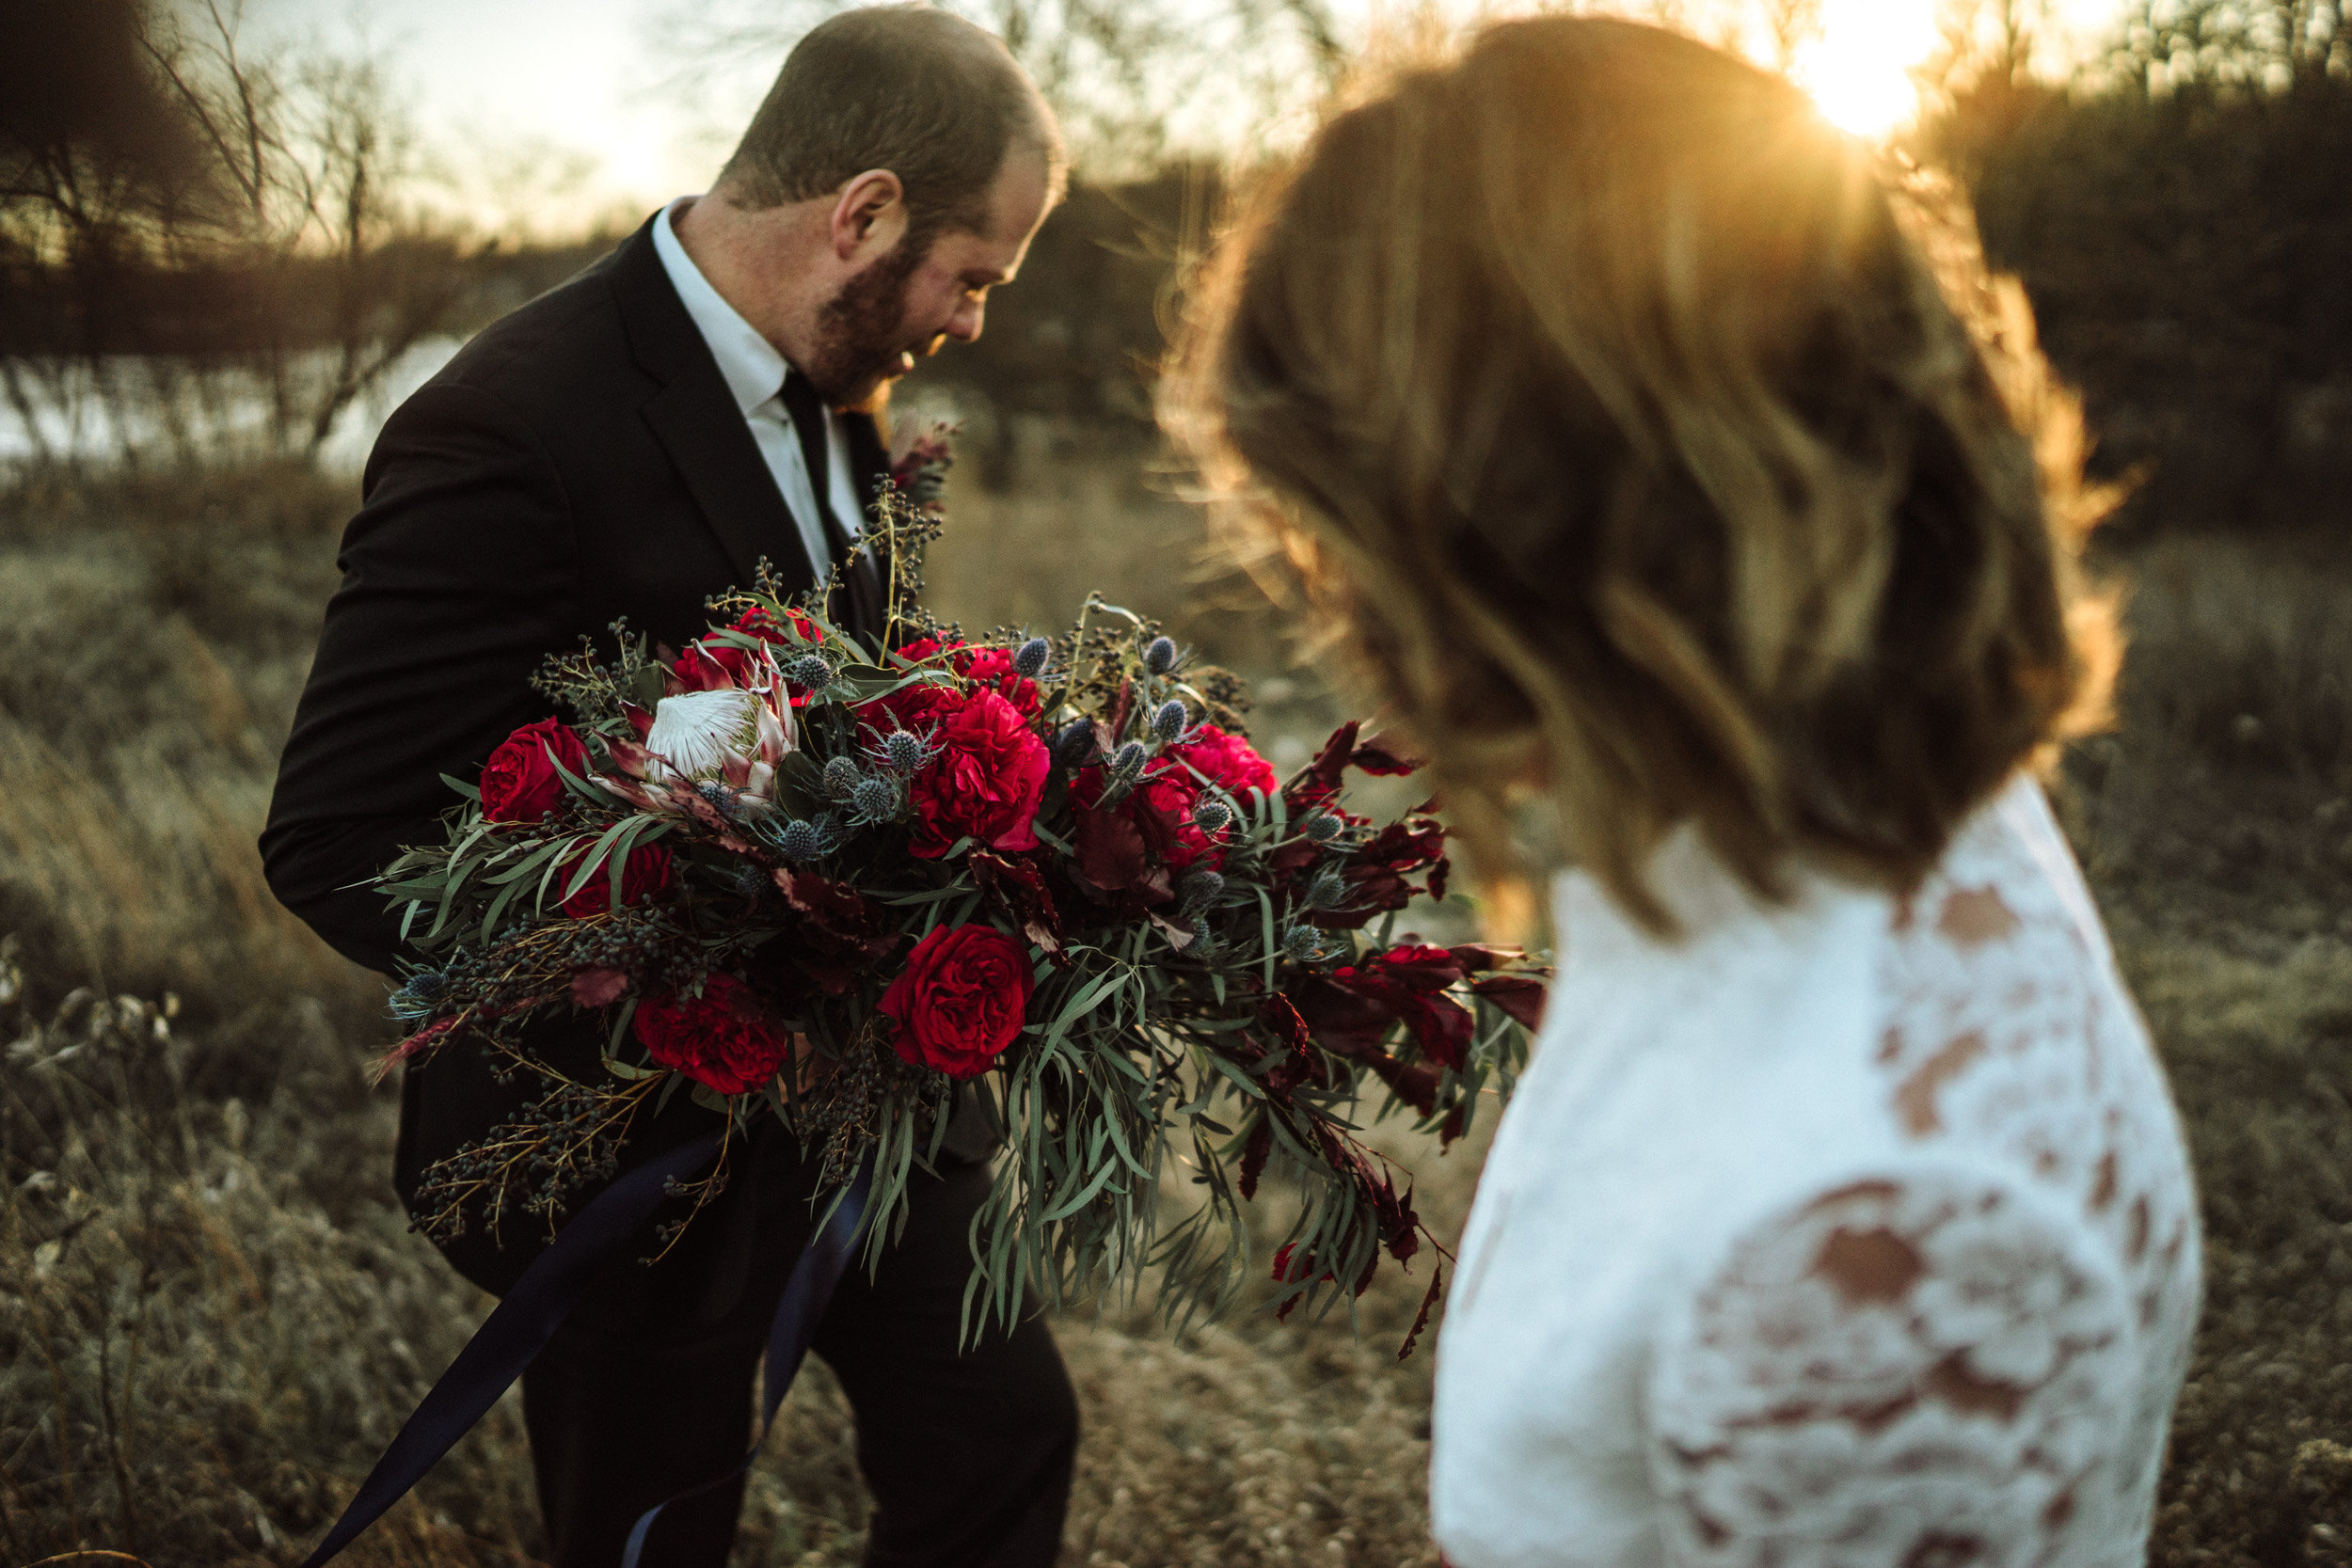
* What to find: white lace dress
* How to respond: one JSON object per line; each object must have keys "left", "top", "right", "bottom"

{"left": 1429, "top": 774, "right": 2201, "bottom": 1568}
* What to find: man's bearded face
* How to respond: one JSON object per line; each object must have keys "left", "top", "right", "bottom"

{"left": 803, "top": 236, "right": 933, "bottom": 408}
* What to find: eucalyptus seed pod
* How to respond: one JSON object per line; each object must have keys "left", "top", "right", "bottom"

{"left": 1143, "top": 635, "right": 1178, "bottom": 674}
{"left": 1152, "top": 699, "right": 1187, "bottom": 741}
{"left": 1013, "top": 637, "right": 1051, "bottom": 678}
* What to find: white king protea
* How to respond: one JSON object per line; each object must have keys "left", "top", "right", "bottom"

{"left": 603, "top": 680, "right": 794, "bottom": 820}
{"left": 647, "top": 689, "right": 764, "bottom": 781}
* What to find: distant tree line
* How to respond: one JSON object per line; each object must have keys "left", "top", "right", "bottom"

{"left": 5, "top": 0, "right": 2346, "bottom": 543}
{"left": 1922, "top": 0, "right": 2352, "bottom": 538}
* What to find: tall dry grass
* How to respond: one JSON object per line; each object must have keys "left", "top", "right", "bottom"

{"left": 3, "top": 455, "right": 2350, "bottom": 1565}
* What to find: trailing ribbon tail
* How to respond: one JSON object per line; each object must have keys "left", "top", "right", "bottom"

{"left": 621, "top": 1163, "right": 874, "bottom": 1568}
{"left": 296, "top": 1132, "right": 728, "bottom": 1567}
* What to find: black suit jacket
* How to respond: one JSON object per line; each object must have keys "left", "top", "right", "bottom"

{"left": 262, "top": 217, "right": 899, "bottom": 1291}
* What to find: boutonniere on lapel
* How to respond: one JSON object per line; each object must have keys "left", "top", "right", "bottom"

{"left": 887, "top": 419, "right": 957, "bottom": 513}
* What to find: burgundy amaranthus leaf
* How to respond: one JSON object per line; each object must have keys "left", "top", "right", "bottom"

{"left": 1399, "top": 1260, "right": 1445, "bottom": 1361}
{"left": 1239, "top": 1120, "right": 1273, "bottom": 1201}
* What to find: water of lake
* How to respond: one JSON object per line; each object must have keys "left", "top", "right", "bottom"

{"left": 0, "top": 338, "right": 466, "bottom": 473}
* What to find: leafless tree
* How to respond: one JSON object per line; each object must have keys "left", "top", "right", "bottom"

{"left": 655, "top": 0, "right": 1353, "bottom": 173}
{"left": 1915, "top": 0, "right": 2055, "bottom": 98}
{"left": 0, "top": 0, "right": 471, "bottom": 470}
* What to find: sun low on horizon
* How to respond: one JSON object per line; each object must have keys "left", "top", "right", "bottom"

{"left": 1789, "top": 0, "right": 1946, "bottom": 137}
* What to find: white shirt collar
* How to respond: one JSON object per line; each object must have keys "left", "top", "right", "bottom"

{"left": 653, "top": 197, "right": 791, "bottom": 418}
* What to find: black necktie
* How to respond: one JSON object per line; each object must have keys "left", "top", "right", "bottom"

{"left": 776, "top": 371, "right": 883, "bottom": 639}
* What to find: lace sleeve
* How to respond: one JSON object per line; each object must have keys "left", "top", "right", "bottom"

{"left": 1648, "top": 1170, "right": 2136, "bottom": 1568}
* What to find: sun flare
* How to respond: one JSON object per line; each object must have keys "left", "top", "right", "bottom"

{"left": 1790, "top": 0, "right": 1942, "bottom": 137}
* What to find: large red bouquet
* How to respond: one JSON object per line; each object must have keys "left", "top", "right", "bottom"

{"left": 373, "top": 497, "right": 1547, "bottom": 1342}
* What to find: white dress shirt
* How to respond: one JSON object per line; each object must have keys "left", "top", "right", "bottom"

{"left": 653, "top": 197, "right": 862, "bottom": 578}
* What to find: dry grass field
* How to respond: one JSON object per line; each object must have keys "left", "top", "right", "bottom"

{"left": 3, "top": 443, "right": 2350, "bottom": 1567}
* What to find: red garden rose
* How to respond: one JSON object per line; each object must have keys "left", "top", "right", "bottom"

{"left": 481, "top": 717, "right": 589, "bottom": 823}
{"left": 906, "top": 690, "right": 1051, "bottom": 859}
{"left": 880, "top": 923, "right": 1035, "bottom": 1080}
{"left": 952, "top": 646, "right": 1042, "bottom": 718}
{"left": 558, "top": 842, "right": 674, "bottom": 918}
{"left": 1171, "top": 724, "right": 1277, "bottom": 802}
{"left": 634, "top": 973, "right": 794, "bottom": 1094}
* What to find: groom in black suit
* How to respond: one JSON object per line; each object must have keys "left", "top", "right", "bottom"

{"left": 262, "top": 10, "right": 1076, "bottom": 1565}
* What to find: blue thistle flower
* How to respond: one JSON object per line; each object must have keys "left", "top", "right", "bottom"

{"left": 785, "top": 654, "right": 834, "bottom": 689}
{"left": 776, "top": 818, "right": 827, "bottom": 862}
{"left": 1178, "top": 868, "right": 1226, "bottom": 910}
{"left": 1189, "top": 916, "right": 1215, "bottom": 951}
{"left": 1144, "top": 635, "right": 1178, "bottom": 674}
{"left": 822, "top": 755, "right": 865, "bottom": 800}
{"left": 697, "top": 779, "right": 741, "bottom": 819}
{"left": 1013, "top": 637, "right": 1051, "bottom": 678}
{"left": 1192, "top": 796, "right": 1233, "bottom": 833}
{"left": 1301, "top": 811, "right": 1342, "bottom": 844}
{"left": 732, "top": 863, "right": 771, "bottom": 899}
{"left": 1281, "top": 925, "right": 1324, "bottom": 960}
{"left": 1304, "top": 865, "right": 1352, "bottom": 911}
{"left": 850, "top": 775, "right": 900, "bottom": 823}
{"left": 882, "top": 730, "right": 929, "bottom": 772}
{"left": 1152, "top": 699, "right": 1187, "bottom": 741}
{"left": 1054, "top": 721, "right": 1095, "bottom": 768}
{"left": 390, "top": 967, "right": 450, "bottom": 1022}
{"left": 1111, "top": 741, "right": 1146, "bottom": 777}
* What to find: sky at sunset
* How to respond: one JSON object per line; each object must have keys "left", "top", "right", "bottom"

{"left": 246, "top": 0, "right": 2135, "bottom": 232}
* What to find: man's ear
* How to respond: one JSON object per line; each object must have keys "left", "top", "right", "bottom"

{"left": 831, "top": 169, "right": 907, "bottom": 262}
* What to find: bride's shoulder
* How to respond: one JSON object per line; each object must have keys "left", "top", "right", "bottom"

{"left": 1642, "top": 1155, "right": 2149, "bottom": 1563}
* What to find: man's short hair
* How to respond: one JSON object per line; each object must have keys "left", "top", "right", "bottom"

{"left": 718, "top": 6, "right": 1066, "bottom": 242}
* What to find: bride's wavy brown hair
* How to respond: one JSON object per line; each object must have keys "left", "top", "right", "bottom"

{"left": 1167, "top": 15, "right": 2115, "bottom": 934}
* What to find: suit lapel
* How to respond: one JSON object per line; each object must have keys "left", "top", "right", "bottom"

{"left": 609, "top": 219, "right": 813, "bottom": 599}
{"left": 641, "top": 380, "right": 809, "bottom": 596}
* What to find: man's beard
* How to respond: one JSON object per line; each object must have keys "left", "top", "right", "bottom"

{"left": 803, "top": 236, "right": 930, "bottom": 408}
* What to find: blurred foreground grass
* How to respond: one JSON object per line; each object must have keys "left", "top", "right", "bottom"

{"left": 3, "top": 449, "right": 2350, "bottom": 1566}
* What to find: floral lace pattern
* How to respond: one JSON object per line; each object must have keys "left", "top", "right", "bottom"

{"left": 1648, "top": 791, "right": 2201, "bottom": 1568}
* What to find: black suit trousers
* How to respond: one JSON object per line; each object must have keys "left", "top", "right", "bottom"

{"left": 519, "top": 1129, "right": 1078, "bottom": 1568}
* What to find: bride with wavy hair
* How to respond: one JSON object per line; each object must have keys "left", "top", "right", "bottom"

{"left": 1171, "top": 16, "right": 2200, "bottom": 1567}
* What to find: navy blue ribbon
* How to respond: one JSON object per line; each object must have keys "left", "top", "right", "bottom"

{"left": 296, "top": 1132, "right": 868, "bottom": 1568}
{"left": 620, "top": 1162, "right": 872, "bottom": 1567}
